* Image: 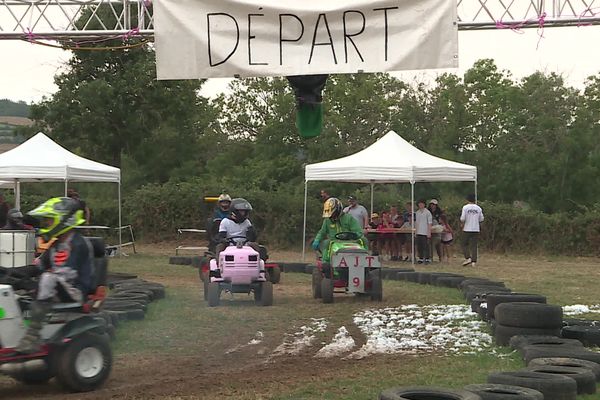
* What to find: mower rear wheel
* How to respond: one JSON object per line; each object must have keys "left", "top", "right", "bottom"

{"left": 369, "top": 270, "right": 383, "bottom": 302}
{"left": 312, "top": 270, "right": 323, "bottom": 299}
{"left": 55, "top": 332, "right": 112, "bottom": 392}
{"left": 207, "top": 282, "right": 220, "bottom": 307}
{"left": 10, "top": 361, "right": 54, "bottom": 384}
{"left": 260, "top": 281, "right": 273, "bottom": 306}
{"left": 321, "top": 278, "right": 333, "bottom": 304}
{"left": 269, "top": 266, "right": 281, "bottom": 284}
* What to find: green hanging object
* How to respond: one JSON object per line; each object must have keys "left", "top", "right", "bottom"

{"left": 287, "top": 74, "right": 328, "bottom": 139}
{"left": 296, "top": 102, "right": 323, "bottom": 138}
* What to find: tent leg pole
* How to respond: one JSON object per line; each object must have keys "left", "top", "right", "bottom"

{"left": 64, "top": 180, "right": 68, "bottom": 196}
{"left": 302, "top": 181, "right": 308, "bottom": 262}
{"left": 370, "top": 182, "right": 374, "bottom": 216}
{"left": 474, "top": 180, "right": 478, "bottom": 203}
{"left": 118, "top": 183, "right": 122, "bottom": 257}
{"left": 411, "top": 182, "right": 415, "bottom": 267}
{"left": 14, "top": 179, "right": 20, "bottom": 210}
{"left": 474, "top": 179, "right": 478, "bottom": 263}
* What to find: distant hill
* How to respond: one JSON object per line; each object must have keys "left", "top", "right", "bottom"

{"left": 0, "top": 99, "right": 30, "bottom": 118}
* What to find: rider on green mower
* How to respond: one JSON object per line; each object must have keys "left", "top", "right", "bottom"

{"left": 311, "top": 197, "right": 367, "bottom": 272}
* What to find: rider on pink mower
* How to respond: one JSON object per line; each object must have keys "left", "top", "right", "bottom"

{"left": 16, "top": 197, "right": 94, "bottom": 353}
{"left": 215, "top": 198, "right": 260, "bottom": 258}
{"left": 311, "top": 197, "right": 367, "bottom": 267}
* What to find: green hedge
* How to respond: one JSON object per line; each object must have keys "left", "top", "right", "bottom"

{"left": 11, "top": 183, "right": 600, "bottom": 255}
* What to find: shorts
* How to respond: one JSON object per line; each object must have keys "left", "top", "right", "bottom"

{"left": 441, "top": 239, "right": 453, "bottom": 245}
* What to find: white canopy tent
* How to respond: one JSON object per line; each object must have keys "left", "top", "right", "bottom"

{"left": 0, "top": 132, "right": 122, "bottom": 249}
{"left": 302, "top": 131, "right": 477, "bottom": 260}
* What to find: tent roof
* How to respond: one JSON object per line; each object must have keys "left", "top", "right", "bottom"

{"left": 305, "top": 131, "right": 476, "bottom": 183}
{"left": 0, "top": 132, "right": 120, "bottom": 183}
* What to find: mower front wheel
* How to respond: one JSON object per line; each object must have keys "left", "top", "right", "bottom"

{"left": 312, "top": 270, "right": 323, "bottom": 299}
{"left": 259, "top": 281, "right": 273, "bottom": 306}
{"left": 207, "top": 282, "right": 221, "bottom": 307}
{"left": 54, "top": 332, "right": 112, "bottom": 392}
{"left": 369, "top": 270, "right": 383, "bottom": 302}
{"left": 321, "top": 278, "right": 333, "bottom": 304}
{"left": 269, "top": 266, "right": 281, "bottom": 284}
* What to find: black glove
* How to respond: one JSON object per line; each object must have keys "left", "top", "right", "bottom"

{"left": 246, "top": 226, "right": 257, "bottom": 242}
{"left": 218, "top": 231, "right": 228, "bottom": 244}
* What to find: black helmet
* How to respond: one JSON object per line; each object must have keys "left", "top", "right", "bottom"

{"left": 7, "top": 208, "right": 23, "bottom": 224}
{"left": 230, "top": 198, "right": 252, "bottom": 223}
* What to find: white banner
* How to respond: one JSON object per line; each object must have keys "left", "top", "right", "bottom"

{"left": 154, "top": 0, "right": 458, "bottom": 80}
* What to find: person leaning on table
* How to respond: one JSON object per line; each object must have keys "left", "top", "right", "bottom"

{"left": 460, "top": 193, "right": 484, "bottom": 267}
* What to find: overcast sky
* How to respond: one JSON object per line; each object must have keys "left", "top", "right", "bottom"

{"left": 2, "top": 26, "right": 600, "bottom": 103}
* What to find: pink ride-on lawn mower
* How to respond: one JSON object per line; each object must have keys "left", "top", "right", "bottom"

{"left": 205, "top": 236, "right": 273, "bottom": 307}
{"left": 313, "top": 232, "right": 383, "bottom": 304}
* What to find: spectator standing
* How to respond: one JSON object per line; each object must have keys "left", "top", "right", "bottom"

{"left": 367, "top": 213, "right": 382, "bottom": 255}
{"left": 2, "top": 208, "right": 32, "bottom": 230}
{"left": 401, "top": 201, "right": 414, "bottom": 261}
{"left": 415, "top": 199, "right": 432, "bottom": 264}
{"left": 0, "top": 194, "right": 10, "bottom": 228}
{"left": 343, "top": 195, "right": 369, "bottom": 229}
{"left": 319, "top": 189, "right": 331, "bottom": 203}
{"left": 67, "top": 189, "right": 90, "bottom": 224}
{"left": 460, "top": 194, "right": 484, "bottom": 267}
{"left": 439, "top": 214, "right": 453, "bottom": 263}
{"left": 378, "top": 211, "right": 394, "bottom": 259}
{"left": 428, "top": 199, "right": 443, "bottom": 263}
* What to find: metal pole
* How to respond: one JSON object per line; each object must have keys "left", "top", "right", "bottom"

{"left": 475, "top": 180, "right": 478, "bottom": 203}
{"left": 411, "top": 181, "right": 415, "bottom": 266}
{"left": 302, "top": 181, "right": 308, "bottom": 261}
{"left": 370, "top": 182, "right": 374, "bottom": 215}
{"left": 118, "top": 182, "right": 122, "bottom": 257}
{"left": 14, "top": 179, "right": 20, "bottom": 209}
{"left": 64, "top": 179, "right": 68, "bottom": 196}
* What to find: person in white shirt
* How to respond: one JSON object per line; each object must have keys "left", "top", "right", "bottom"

{"left": 216, "top": 198, "right": 260, "bottom": 257}
{"left": 343, "top": 195, "right": 369, "bottom": 229}
{"left": 414, "top": 199, "right": 432, "bottom": 264}
{"left": 460, "top": 193, "right": 484, "bottom": 267}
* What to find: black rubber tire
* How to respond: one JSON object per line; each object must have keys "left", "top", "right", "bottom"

{"left": 108, "top": 292, "right": 151, "bottom": 302}
{"left": 561, "top": 325, "right": 600, "bottom": 347}
{"left": 562, "top": 318, "right": 599, "bottom": 327}
{"left": 93, "top": 257, "right": 108, "bottom": 287}
{"left": 495, "top": 324, "right": 562, "bottom": 347}
{"left": 471, "top": 298, "right": 485, "bottom": 313}
{"left": 379, "top": 386, "right": 481, "bottom": 400}
{"left": 464, "top": 383, "right": 544, "bottom": 400}
{"left": 321, "top": 278, "right": 333, "bottom": 304}
{"left": 436, "top": 276, "right": 466, "bottom": 288}
{"left": 102, "top": 300, "right": 147, "bottom": 312}
{"left": 487, "top": 371, "right": 577, "bottom": 400}
{"left": 85, "top": 236, "right": 107, "bottom": 258}
{"left": 284, "top": 263, "right": 308, "bottom": 273}
{"left": 117, "top": 285, "right": 165, "bottom": 299}
{"left": 528, "top": 357, "right": 600, "bottom": 381}
{"left": 369, "top": 270, "right": 383, "bottom": 302}
{"left": 304, "top": 265, "right": 315, "bottom": 274}
{"left": 486, "top": 293, "right": 547, "bottom": 320}
{"left": 124, "top": 308, "right": 145, "bottom": 320}
{"left": 54, "top": 332, "right": 112, "bottom": 392}
{"left": 509, "top": 335, "right": 583, "bottom": 352}
{"left": 259, "top": 281, "right": 273, "bottom": 306}
{"left": 268, "top": 266, "right": 281, "bottom": 284}
{"left": 312, "top": 270, "right": 322, "bottom": 299}
{"left": 465, "top": 287, "right": 511, "bottom": 303}
{"left": 382, "top": 268, "right": 414, "bottom": 280}
{"left": 525, "top": 365, "right": 596, "bottom": 394}
{"left": 429, "top": 273, "right": 463, "bottom": 285}
{"left": 522, "top": 345, "right": 600, "bottom": 365}
{"left": 495, "top": 302, "right": 563, "bottom": 329}
{"left": 478, "top": 304, "right": 488, "bottom": 321}
{"left": 417, "top": 272, "right": 432, "bottom": 284}
{"left": 113, "top": 288, "right": 154, "bottom": 300}
{"left": 208, "top": 282, "right": 220, "bottom": 307}
{"left": 399, "top": 272, "right": 419, "bottom": 282}
{"left": 460, "top": 278, "right": 505, "bottom": 290}
{"left": 105, "top": 310, "right": 128, "bottom": 322}
{"left": 168, "top": 256, "right": 192, "bottom": 265}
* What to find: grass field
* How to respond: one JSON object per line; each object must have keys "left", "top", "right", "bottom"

{"left": 1, "top": 245, "right": 600, "bottom": 399}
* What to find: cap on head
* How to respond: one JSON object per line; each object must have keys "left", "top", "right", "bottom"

{"left": 371, "top": 213, "right": 379, "bottom": 219}
{"left": 429, "top": 199, "right": 438, "bottom": 205}
{"left": 348, "top": 195, "right": 357, "bottom": 201}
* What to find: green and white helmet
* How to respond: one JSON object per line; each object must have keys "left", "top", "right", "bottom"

{"left": 28, "top": 197, "right": 85, "bottom": 240}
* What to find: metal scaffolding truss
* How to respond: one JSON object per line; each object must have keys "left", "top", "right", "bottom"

{"left": 1, "top": 0, "right": 600, "bottom": 41}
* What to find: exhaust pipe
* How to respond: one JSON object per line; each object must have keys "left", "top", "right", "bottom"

{"left": 1, "top": 359, "right": 47, "bottom": 375}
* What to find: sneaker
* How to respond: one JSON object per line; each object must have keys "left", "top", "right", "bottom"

{"left": 424, "top": 259, "right": 431, "bottom": 264}
{"left": 417, "top": 259, "right": 424, "bottom": 264}
{"left": 461, "top": 258, "right": 472, "bottom": 266}
{"left": 471, "top": 262, "right": 476, "bottom": 267}
{"left": 402, "top": 256, "right": 409, "bottom": 262}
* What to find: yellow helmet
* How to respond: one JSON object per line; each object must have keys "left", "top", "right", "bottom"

{"left": 28, "top": 197, "right": 85, "bottom": 241}
{"left": 323, "top": 197, "right": 343, "bottom": 220}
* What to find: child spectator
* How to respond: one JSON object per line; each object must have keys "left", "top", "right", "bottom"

{"left": 439, "top": 214, "right": 453, "bottom": 263}
{"left": 378, "top": 211, "right": 394, "bottom": 260}
{"left": 367, "top": 213, "right": 381, "bottom": 255}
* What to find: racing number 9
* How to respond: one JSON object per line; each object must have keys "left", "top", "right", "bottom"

{"left": 352, "top": 277, "right": 360, "bottom": 287}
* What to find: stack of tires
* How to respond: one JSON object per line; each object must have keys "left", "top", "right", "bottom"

{"left": 96, "top": 275, "right": 166, "bottom": 339}
{"left": 493, "top": 303, "right": 563, "bottom": 346}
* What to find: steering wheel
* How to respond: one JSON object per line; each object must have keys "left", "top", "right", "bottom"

{"left": 226, "top": 235, "right": 248, "bottom": 245}
{"left": 334, "top": 231, "right": 360, "bottom": 241}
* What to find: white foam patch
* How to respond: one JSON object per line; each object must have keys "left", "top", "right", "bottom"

{"left": 346, "top": 304, "right": 493, "bottom": 359}
{"left": 315, "top": 326, "right": 356, "bottom": 358}
{"left": 270, "top": 318, "right": 328, "bottom": 358}
{"left": 225, "top": 331, "right": 264, "bottom": 354}
{"left": 563, "top": 305, "right": 600, "bottom": 316}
